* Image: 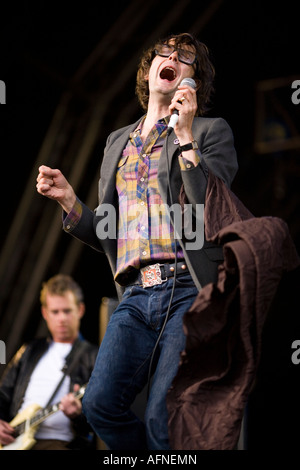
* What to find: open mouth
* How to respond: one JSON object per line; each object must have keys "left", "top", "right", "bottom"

{"left": 160, "top": 66, "right": 176, "bottom": 81}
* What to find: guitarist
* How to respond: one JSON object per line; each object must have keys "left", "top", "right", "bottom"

{"left": 0, "top": 274, "right": 98, "bottom": 450}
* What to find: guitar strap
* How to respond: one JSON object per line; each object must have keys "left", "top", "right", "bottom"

{"left": 45, "top": 339, "right": 88, "bottom": 407}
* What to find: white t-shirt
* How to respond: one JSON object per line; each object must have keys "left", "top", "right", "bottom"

{"left": 19, "top": 341, "right": 74, "bottom": 441}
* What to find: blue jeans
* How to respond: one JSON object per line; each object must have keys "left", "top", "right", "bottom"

{"left": 82, "top": 273, "right": 198, "bottom": 450}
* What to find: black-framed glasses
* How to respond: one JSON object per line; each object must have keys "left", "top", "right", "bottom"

{"left": 155, "top": 44, "right": 197, "bottom": 66}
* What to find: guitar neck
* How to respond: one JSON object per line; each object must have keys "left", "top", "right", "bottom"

{"left": 14, "top": 385, "right": 86, "bottom": 436}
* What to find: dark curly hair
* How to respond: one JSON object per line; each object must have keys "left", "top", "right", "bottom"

{"left": 135, "top": 32, "right": 215, "bottom": 116}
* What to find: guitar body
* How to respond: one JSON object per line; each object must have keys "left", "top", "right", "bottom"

{"left": 0, "top": 430, "right": 37, "bottom": 450}
{"left": 0, "top": 384, "right": 86, "bottom": 450}
{"left": 0, "top": 404, "right": 41, "bottom": 450}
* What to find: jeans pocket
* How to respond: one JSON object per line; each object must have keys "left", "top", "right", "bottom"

{"left": 174, "top": 273, "right": 196, "bottom": 288}
{"left": 122, "top": 285, "right": 136, "bottom": 300}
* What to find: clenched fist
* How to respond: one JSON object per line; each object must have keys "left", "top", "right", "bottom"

{"left": 36, "top": 165, "right": 76, "bottom": 214}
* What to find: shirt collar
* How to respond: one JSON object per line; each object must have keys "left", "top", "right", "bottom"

{"left": 129, "top": 115, "right": 170, "bottom": 140}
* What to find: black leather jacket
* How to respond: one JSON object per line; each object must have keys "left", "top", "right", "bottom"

{"left": 0, "top": 336, "right": 98, "bottom": 449}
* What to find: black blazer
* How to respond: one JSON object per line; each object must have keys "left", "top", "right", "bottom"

{"left": 64, "top": 116, "right": 238, "bottom": 299}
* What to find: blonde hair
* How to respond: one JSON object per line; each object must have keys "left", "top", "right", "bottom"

{"left": 40, "top": 274, "right": 84, "bottom": 307}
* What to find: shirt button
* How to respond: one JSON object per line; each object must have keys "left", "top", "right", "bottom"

{"left": 142, "top": 153, "right": 147, "bottom": 158}
{"left": 141, "top": 225, "right": 145, "bottom": 230}
{"left": 142, "top": 251, "right": 147, "bottom": 256}
{"left": 140, "top": 177, "right": 144, "bottom": 182}
{"left": 140, "top": 201, "right": 145, "bottom": 206}
{"left": 66, "top": 225, "right": 71, "bottom": 230}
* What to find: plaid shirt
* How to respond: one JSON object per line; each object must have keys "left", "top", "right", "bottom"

{"left": 114, "top": 117, "right": 185, "bottom": 285}
{"left": 64, "top": 116, "right": 200, "bottom": 286}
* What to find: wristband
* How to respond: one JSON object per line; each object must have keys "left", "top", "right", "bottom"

{"left": 179, "top": 140, "right": 199, "bottom": 152}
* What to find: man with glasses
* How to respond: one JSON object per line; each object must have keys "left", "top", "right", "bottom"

{"left": 156, "top": 43, "right": 197, "bottom": 65}
{"left": 36, "top": 33, "right": 238, "bottom": 449}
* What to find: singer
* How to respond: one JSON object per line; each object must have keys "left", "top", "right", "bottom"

{"left": 36, "top": 32, "right": 238, "bottom": 449}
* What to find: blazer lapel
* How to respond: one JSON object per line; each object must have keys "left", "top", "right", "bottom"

{"left": 158, "top": 129, "right": 182, "bottom": 205}
{"left": 98, "top": 119, "right": 142, "bottom": 204}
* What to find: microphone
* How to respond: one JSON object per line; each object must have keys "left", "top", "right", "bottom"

{"left": 167, "top": 77, "right": 196, "bottom": 132}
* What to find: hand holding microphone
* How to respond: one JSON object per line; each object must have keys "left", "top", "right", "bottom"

{"left": 168, "top": 77, "right": 196, "bottom": 133}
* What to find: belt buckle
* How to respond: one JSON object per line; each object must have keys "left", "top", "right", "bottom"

{"left": 140, "top": 263, "right": 167, "bottom": 288}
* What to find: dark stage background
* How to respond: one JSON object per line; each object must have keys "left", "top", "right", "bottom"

{"left": 0, "top": 0, "right": 299, "bottom": 449}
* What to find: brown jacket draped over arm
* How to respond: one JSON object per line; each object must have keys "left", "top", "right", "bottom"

{"left": 167, "top": 171, "right": 300, "bottom": 450}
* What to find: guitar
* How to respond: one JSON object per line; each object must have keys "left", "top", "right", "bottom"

{"left": 0, "top": 383, "right": 86, "bottom": 450}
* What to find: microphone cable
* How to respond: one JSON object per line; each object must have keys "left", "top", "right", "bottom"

{"left": 146, "top": 130, "right": 178, "bottom": 399}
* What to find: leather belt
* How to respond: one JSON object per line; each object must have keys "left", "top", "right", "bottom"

{"left": 129, "top": 261, "right": 189, "bottom": 288}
